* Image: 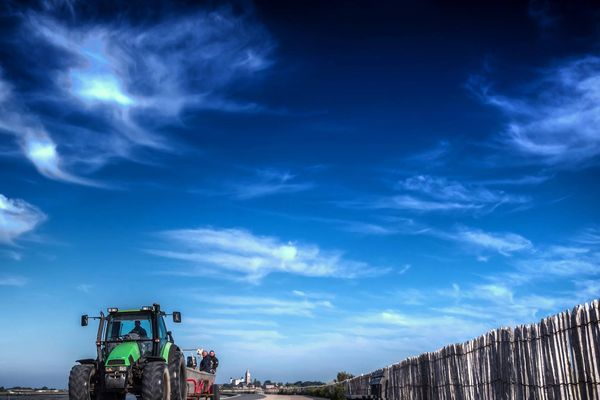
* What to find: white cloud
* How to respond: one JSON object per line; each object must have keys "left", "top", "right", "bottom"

{"left": 0, "top": 193, "right": 46, "bottom": 244}
{"left": 348, "top": 175, "right": 529, "bottom": 214}
{"left": 380, "top": 195, "right": 478, "bottom": 212}
{"left": 0, "top": 276, "right": 28, "bottom": 286}
{"left": 20, "top": 128, "right": 98, "bottom": 186}
{"left": 575, "top": 227, "right": 600, "bottom": 245}
{"left": 1, "top": 6, "right": 274, "bottom": 185}
{"left": 202, "top": 295, "right": 334, "bottom": 317}
{"left": 414, "top": 226, "right": 533, "bottom": 257}
{"left": 149, "top": 227, "right": 383, "bottom": 282}
{"left": 475, "top": 55, "right": 600, "bottom": 167}
{"left": 516, "top": 245, "right": 600, "bottom": 277}
{"left": 391, "top": 175, "right": 529, "bottom": 212}
{"left": 76, "top": 284, "right": 93, "bottom": 293}
{"left": 450, "top": 227, "right": 533, "bottom": 256}
{"left": 228, "top": 169, "right": 313, "bottom": 200}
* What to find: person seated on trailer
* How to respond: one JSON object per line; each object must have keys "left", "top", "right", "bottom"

{"left": 129, "top": 320, "right": 148, "bottom": 337}
{"left": 199, "top": 349, "right": 211, "bottom": 372}
{"left": 209, "top": 350, "right": 219, "bottom": 373}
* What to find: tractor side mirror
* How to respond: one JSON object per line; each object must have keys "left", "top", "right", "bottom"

{"left": 81, "top": 314, "right": 88, "bottom": 327}
{"left": 173, "top": 311, "right": 181, "bottom": 323}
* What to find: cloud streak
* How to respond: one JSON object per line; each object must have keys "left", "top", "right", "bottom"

{"left": 200, "top": 295, "right": 334, "bottom": 317}
{"left": 0, "top": 276, "right": 28, "bottom": 286}
{"left": 392, "top": 175, "right": 529, "bottom": 212}
{"left": 474, "top": 55, "right": 600, "bottom": 167}
{"left": 148, "top": 226, "right": 384, "bottom": 282}
{"left": 447, "top": 226, "right": 533, "bottom": 256}
{"left": 228, "top": 169, "right": 313, "bottom": 200}
{"left": 0, "top": 4, "right": 274, "bottom": 184}
{"left": 0, "top": 193, "right": 46, "bottom": 244}
{"left": 343, "top": 175, "right": 529, "bottom": 215}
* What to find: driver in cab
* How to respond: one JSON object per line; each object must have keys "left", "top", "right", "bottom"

{"left": 129, "top": 320, "right": 148, "bottom": 337}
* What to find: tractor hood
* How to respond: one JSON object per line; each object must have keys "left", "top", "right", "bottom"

{"left": 106, "top": 342, "right": 141, "bottom": 366}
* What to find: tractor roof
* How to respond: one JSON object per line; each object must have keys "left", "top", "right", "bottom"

{"left": 107, "top": 305, "right": 158, "bottom": 314}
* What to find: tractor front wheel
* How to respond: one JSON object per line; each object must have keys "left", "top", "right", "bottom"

{"left": 69, "top": 364, "right": 95, "bottom": 400}
{"left": 168, "top": 349, "right": 187, "bottom": 400}
{"left": 142, "top": 362, "right": 170, "bottom": 400}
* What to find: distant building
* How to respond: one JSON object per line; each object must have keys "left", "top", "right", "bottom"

{"left": 229, "top": 377, "right": 244, "bottom": 386}
{"left": 229, "top": 369, "right": 252, "bottom": 387}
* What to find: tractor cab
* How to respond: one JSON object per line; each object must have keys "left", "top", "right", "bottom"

{"left": 81, "top": 304, "right": 181, "bottom": 363}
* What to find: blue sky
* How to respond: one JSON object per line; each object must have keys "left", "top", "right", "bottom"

{"left": 1, "top": 0, "right": 600, "bottom": 389}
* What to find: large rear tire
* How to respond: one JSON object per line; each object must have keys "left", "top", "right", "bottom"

{"left": 211, "top": 384, "right": 219, "bottom": 400}
{"left": 69, "top": 364, "right": 95, "bottom": 400}
{"left": 142, "top": 362, "right": 170, "bottom": 400}
{"left": 168, "top": 348, "right": 187, "bottom": 400}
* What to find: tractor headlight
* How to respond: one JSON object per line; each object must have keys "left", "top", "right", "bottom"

{"left": 107, "top": 307, "right": 119, "bottom": 313}
{"left": 141, "top": 306, "right": 152, "bottom": 311}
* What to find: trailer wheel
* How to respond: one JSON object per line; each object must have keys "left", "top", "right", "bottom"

{"left": 168, "top": 348, "right": 187, "bottom": 400}
{"left": 142, "top": 362, "right": 171, "bottom": 400}
{"left": 211, "top": 385, "right": 219, "bottom": 400}
{"left": 69, "top": 364, "right": 96, "bottom": 400}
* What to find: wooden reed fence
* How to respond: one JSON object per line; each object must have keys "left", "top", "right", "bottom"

{"left": 296, "top": 300, "right": 600, "bottom": 400}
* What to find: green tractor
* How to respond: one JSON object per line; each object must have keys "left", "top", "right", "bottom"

{"left": 69, "top": 304, "right": 186, "bottom": 400}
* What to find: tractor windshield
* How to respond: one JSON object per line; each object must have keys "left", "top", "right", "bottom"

{"left": 105, "top": 313, "right": 153, "bottom": 341}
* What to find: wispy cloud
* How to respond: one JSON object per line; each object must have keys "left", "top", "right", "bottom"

{"left": 478, "top": 174, "right": 552, "bottom": 186}
{"left": 0, "top": 193, "right": 46, "bottom": 244}
{"left": 228, "top": 169, "right": 313, "bottom": 200}
{"left": 76, "top": 283, "right": 93, "bottom": 293}
{"left": 472, "top": 55, "right": 600, "bottom": 167}
{"left": 0, "top": 74, "right": 98, "bottom": 185}
{"left": 0, "top": 276, "right": 28, "bottom": 286}
{"left": 201, "top": 295, "right": 334, "bottom": 317}
{"left": 445, "top": 226, "right": 533, "bottom": 256}
{"left": 343, "top": 175, "right": 529, "bottom": 214}
{"left": 404, "top": 141, "right": 451, "bottom": 168}
{"left": 515, "top": 244, "right": 600, "bottom": 277}
{"left": 393, "top": 175, "right": 529, "bottom": 212}
{"left": 574, "top": 226, "right": 600, "bottom": 245}
{"left": 148, "top": 226, "right": 384, "bottom": 282}
{"left": 0, "top": 4, "right": 273, "bottom": 184}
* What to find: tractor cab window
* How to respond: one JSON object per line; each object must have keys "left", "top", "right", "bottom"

{"left": 105, "top": 313, "right": 154, "bottom": 357}
{"left": 106, "top": 314, "right": 152, "bottom": 340}
{"left": 158, "top": 316, "right": 168, "bottom": 347}
{"left": 158, "top": 317, "right": 167, "bottom": 339}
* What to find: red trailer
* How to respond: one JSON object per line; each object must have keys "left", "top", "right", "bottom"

{"left": 184, "top": 355, "right": 219, "bottom": 400}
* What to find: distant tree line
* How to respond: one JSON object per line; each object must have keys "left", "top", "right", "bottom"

{"left": 335, "top": 371, "right": 354, "bottom": 382}
{"left": 221, "top": 380, "right": 326, "bottom": 389}
{"left": 0, "top": 386, "right": 56, "bottom": 391}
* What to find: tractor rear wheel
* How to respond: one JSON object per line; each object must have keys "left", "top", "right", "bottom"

{"left": 142, "top": 362, "right": 170, "bottom": 400}
{"left": 211, "top": 384, "right": 220, "bottom": 400}
{"left": 168, "top": 349, "right": 187, "bottom": 400}
{"left": 69, "top": 364, "right": 95, "bottom": 400}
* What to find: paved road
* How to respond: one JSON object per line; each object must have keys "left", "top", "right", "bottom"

{"left": 233, "top": 394, "right": 319, "bottom": 400}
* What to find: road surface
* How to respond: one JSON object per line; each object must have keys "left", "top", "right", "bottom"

{"left": 232, "top": 395, "right": 321, "bottom": 400}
